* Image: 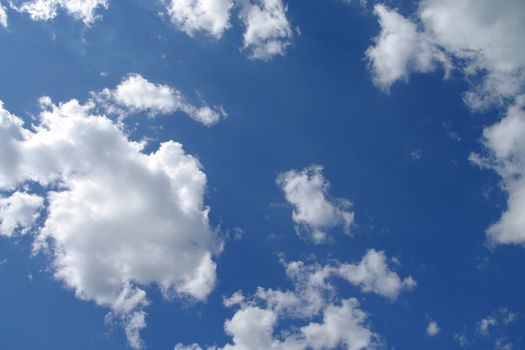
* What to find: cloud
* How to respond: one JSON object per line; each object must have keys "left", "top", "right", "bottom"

{"left": 238, "top": 0, "right": 293, "bottom": 60}
{"left": 0, "top": 3, "right": 7, "bottom": 28}
{"left": 470, "top": 97, "right": 525, "bottom": 246}
{"left": 93, "top": 74, "right": 226, "bottom": 126}
{"left": 453, "top": 332, "right": 470, "bottom": 347}
{"left": 164, "top": 0, "right": 293, "bottom": 60}
{"left": 175, "top": 250, "right": 406, "bottom": 350}
{"left": 0, "top": 191, "right": 43, "bottom": 237}
{"left": 426, "top": 320, "right": 440, "bottom": 336}
{"left": 494, "top": 339, "right": 515, "bottom": 350}
{"left": 367, "top": 0, "right": 525, "bottom": 110}
{"left": 477, "top": 308, "right": 517, "bottom": 336}
{"left": 0, "top": 97, "right": 220, "bottom": 348}
{"left": 453, "top": 308, "right": 519, "bottom": 349}
{"left": 366, "top": 4, "right": 450, "bottom": 91}
{"left": 166, "top": 0, "right": 234, "bottom": 38}
{"left": 12, "top": 0, "right": 108, "bottom": 25}
{"left": 177, "top": 299, "right": 376, "bottom": 350}
{"left": 366, "top": 2, "right": 525, "bottom": 250}
{"left": 336, "top": 249, "right": 416, "bottom": 300}
{"left": 277, "top": 165, "right": 354, "bottom": 243}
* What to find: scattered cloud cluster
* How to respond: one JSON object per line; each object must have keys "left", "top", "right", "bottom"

{"left": 277, "top": 165, "right": 354, "bottom": 243}
{"left": 166, "top": 0, "right": 293, "bottom": 60}
{"left": 176, "top": 249, "right": 413, "bottom": 350}
{"left": 8, "top": 0, "right": 294, "bottom": 60}
{"left": 477, "top": 308, "right": 517, "bottom": 337}
{"left": 454, "top": 308, "right": 519, "bottom": 349}
{"left": 366, "top": 1, "right": 525, "bottom": 250}
{"left": 177, "top": 299, "right": 375, "bottom": 350}
{"left": 11, "top": 0, "right": 108, "bottom": 25}
{"left": 93, "top": 74, "right": 226, "bottom": 126}
{"left": 0, "top": 96, "right": 220, "bottom": 348}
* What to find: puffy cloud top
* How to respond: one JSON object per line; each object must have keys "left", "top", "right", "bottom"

{"left": 94, "top": 74, "right": 226, "bottom": 126}
{"left": 0, "top": 97, "right": 220, "bottom": 348}
{"left": 277, "top": 165, "right": 354, "bottom": 243}
{"left": 13, "top": 0, "right": 108, "bottom": 25}
{"left": 167, "top": 0, "right": 234, "bottom": 38}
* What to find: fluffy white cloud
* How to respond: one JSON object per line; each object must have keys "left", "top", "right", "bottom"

{"left": 166, "top": 0, "right": 234, "bottom": 38}
{"left": 238, "top": 0, "right": 293, "bottom": 60}
{"left": 300, "top": 299, "right": 374, "bottom": 350}
{"left": 366, "top": 4, "right": 450, "bottom": 91}
{"left": 220, "top": 298, "right": 374, "bottom": 350}
{"left": 0, "top": 191, "right": 43, "bottom": 237}
{"left": 367, "top": 0, "right": 525, "bottom": 109}
{"left": 164, "top": 0, "right": 293, "bottom": 60}
{"left": 175, "top": 250, "right": 405, "bottom": 350}
{"left": 426, "top": 320, "right": 439, "bottom": 336}
{"left": 336, "top": 249, "right": 416, "bottom": 300}
{"left": 93, "top": 74, "right": 226, "bottom": 126}
{"left": 277, "top": 165, "right": 354, "bottom": 243}
{"left": 470, "top": 97, "right": 525, "bottom": 246}
{"left": 13, "top": 0, "right": 108, "bottom": 25}
{"left": 176, "top": 299, "right": 375, "bottom": 350}
{"left": 279, "top": 250, "right": 414, "bottom": 308}
{"left": 0, "top": 97, "right": 220, "bottom": 348}
{"left": 0, "top": 3, "right": 7, "bottom": 28}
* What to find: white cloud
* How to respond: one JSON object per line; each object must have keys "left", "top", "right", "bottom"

{"left": 164, "top": 0, "right": 293, "bottom": 60}
{"left": 367, "top": 0, "right": 525, "bottom": 109}
{"left": 426, "top": 320, "right": 440, "bottom": 336}
{"left": 93, "top": 74, "right": 226, "bottom": 126}
{"left": 175, "top": 251, "right": 401, "bottom": 350}
{"left": 336, "top": 249, "right": 416, "bottom": 301}
{"left": 300, "top": 299, "right": 374, "bottom": 350}
{"left": 123, "top": 311, "right": 147, "bottom": 350}
{"left": 238, "top": 0, "right": 293, "bottom": 60}
{"left": 366, "top": 4, "right": 450, "bottom": 91}
{"left": 470, "top": 97, "right": 525, "bottom": 246}
{"left": 13, "top": 0, "right": 108, "bottom": 25}
{"left": 278, "top": 250, "right": 414, "bottom": 309}
{"left": 0, "top": 191, "right": 43, "bottom": 237}
{"left": 0, "top": 3, "right": 8, "bottom": 28}
{"left": 277, "top": 165, "right": 354, "bottom": 243}
{"left": 166, "top": 0, "right": 234, "bottom": 38}
{"left": 0, "top": 97, "right": 220, "bottom": 348}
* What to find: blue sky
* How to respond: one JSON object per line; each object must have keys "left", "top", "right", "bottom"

{"left": 1, "top": 0, "right": 525, "bottom": 349}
